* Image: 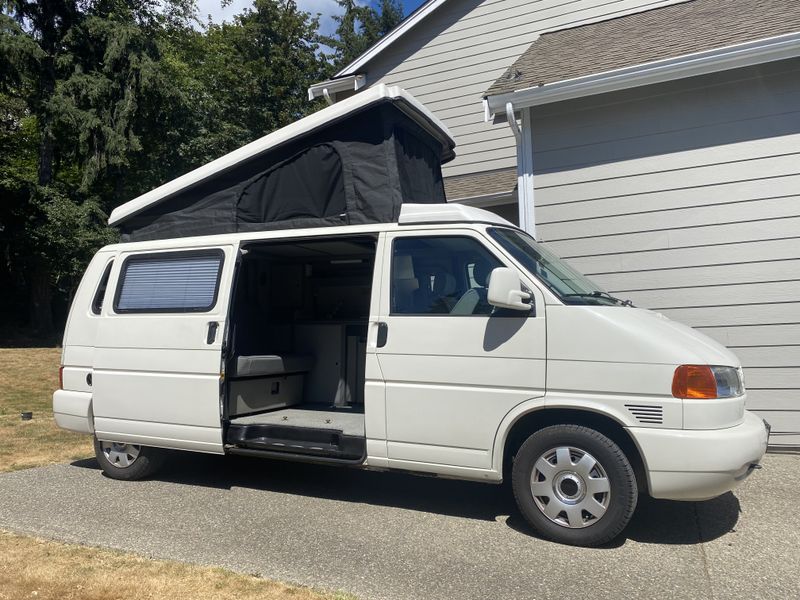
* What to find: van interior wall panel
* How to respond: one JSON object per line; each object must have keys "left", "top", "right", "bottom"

{"left": 119, "top": 104, "right": 446, "bottom": 241}
{"left": 294, "top": 324, "right": 347, "bottom": 405}
{"left": 361, "top": 0, "right": 682, "bottom": 188}
{"left": 532, "top": 61, "right": 800, "bottom": 445}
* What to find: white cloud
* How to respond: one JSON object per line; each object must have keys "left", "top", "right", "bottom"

{"left": 297, "top": 0, "right": 346, "bottom": 36}
{"left": 195, "top": 0, "right": 253, "bottom": 24}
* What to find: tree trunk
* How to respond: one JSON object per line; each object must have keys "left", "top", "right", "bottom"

{"left": 29, "top": 261, "right": 54, "bottom": 336}
{"left": 38, "top": 127, "right": 55, "bottom": 186}
{"left": 32, "top": 50, "right": 57, "bottom": 335}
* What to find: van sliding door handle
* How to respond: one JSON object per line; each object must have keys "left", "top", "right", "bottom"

{"left": 376, "top": 322, "right": 388, "bottom": 348}
{"left": 206, "top": 321, "right": 219, "bottom": 345}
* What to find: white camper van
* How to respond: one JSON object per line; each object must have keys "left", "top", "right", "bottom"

{"left": 54, "top": 86, "right": 768, "bottom": 547}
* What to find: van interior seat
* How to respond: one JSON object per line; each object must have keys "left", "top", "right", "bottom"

{"left": 231, "top": 354, "right": 314, "bottom": 378}
{"left": 392, "top": 254, "right": 419, "bottom": 312}
{"left": 428, "top": 269, "right": 457, "bottom": 312}
{"left": 452, "top": 260, "right": 492, "bottom": 315}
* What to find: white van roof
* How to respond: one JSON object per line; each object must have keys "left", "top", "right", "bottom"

{"left": 108, "top": 85, "right": 455, "bottom": 228}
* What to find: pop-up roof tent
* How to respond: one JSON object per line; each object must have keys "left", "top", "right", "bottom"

{"left": 109, "top": 85, "right": 456, "bottom": 242}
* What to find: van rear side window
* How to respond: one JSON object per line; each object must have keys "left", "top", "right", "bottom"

{"left": 114, "top": 250, "right": 224, "bottom": 313}
{"left": 91, "top": 261, "right": 114, "bottom": 315}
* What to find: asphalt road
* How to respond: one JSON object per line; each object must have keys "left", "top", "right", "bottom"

{"left": 1, "top": 451, "right": 798, "bottom": 600}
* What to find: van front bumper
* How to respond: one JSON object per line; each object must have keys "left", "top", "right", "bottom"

{"left": 630, "top": 410, "right": 768, "bottom": 501}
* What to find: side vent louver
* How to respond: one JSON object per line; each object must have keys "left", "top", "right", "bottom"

{"left": 625, "top": 404, "right": 664, "bottom": 425}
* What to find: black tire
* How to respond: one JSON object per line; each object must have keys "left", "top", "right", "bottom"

{"left": 93, "top": 437, "right": 166, "bottom": 481}
{"left": 511, "top": 424, "right": 637, "bottom": 546}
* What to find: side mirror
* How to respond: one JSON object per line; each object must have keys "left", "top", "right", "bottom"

{"left": 487, "top": 267, "right": 531, "bottom": 311}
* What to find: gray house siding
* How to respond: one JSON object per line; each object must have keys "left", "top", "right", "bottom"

{"left": 362, "top": 0, "right": 682, "bottom": 189}
{"left": 531, "top": 60, "right": 800, "bottom": 445}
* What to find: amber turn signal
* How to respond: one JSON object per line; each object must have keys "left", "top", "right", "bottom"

{"left": 672, "top": 365, "right": 718, "bottom": 399}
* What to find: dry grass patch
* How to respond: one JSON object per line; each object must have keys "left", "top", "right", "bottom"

{"left": 0, "top": 348, "right": 92, "bottom": 472}
{"left": 0, "top": 530, "right": 351, "bottom": 600}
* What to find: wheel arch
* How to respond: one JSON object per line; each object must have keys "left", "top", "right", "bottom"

{"left": 494, "top": 405, "right": 650, "bottom": 494}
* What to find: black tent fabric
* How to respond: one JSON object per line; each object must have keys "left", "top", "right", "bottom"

{"left": 119, "top": 101, "right": 450, "bottom": 241}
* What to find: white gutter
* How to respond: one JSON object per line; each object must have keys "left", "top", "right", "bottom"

{"left": 485, "top": 31, "right": 800, "bottom": 118}
{"left": 505, "top": 102, "right": 521, "bottom": 145}
{"left": 307, "top": 74, "right": 366, "bottom": 102}
{"left": 504, "top": 103, "right": 536, "bottom": 238}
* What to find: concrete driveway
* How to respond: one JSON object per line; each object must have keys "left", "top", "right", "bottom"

{"left": 0, "top": 452, "right": 797, "bottom": 600}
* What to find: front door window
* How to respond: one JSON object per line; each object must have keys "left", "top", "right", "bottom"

{"left": 391, "top": 236, "right": 504, "bottom": 316}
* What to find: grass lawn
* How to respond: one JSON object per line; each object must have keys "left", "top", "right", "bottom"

{"left": 0, "top": 347, "right": 92, "bottom": 472}
{"left": 0, "top": 347, "right": 353, "bottom": 600}
{"left": 0, "top": 531, "right": 351, "bottom": 600}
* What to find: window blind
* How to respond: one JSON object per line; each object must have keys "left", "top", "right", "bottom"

{"left": 116, "top": 252, "right": 223, "bottom": 312}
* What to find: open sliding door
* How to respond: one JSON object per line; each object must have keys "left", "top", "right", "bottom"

{"left": 92, "top": 243, "right": 239, "bottom": 453}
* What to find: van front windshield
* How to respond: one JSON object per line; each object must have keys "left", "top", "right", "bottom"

{"left": 488, "top": 227, "right": 627, "bottom": 306}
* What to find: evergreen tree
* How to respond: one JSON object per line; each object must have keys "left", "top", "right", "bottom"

{"left": 0, "top": 0, "right": 396, "bottom": 337}
{"left": 323, "top": 0, "right": 403, "bottom": 72}
{"left": 167, "top": 0, "right": 327, "bottom": 167}
{"left": 0, "top": 0, "right": 194, "bottom": 335}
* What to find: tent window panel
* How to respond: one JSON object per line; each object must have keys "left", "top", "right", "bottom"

{"left": 114, "top": 250, "right": 224, "bottom": 313}
{"left": 237, "top": 144, "right": 347, "bottom": 225}
{"left": 394, "top": 127, "right": 446, "bottom": 204}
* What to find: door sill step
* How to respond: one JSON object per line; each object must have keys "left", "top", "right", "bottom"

{"left": 226, "top": 423, "right": 365, "bottom": 461}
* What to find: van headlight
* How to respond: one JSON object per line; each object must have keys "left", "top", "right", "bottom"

{"left": 671, "top": 365, "right": 744, "bottom": 399}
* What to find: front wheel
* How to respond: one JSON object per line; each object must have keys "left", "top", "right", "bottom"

{"left": 93, "top": 437, "right": 166, "bottom": 481}
{"left": 511, "top": 425, "right": 637, "bottom": 546}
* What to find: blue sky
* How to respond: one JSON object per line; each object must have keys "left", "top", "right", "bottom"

{"left": 196, "top": 1, "right": 427, "bottom": 36}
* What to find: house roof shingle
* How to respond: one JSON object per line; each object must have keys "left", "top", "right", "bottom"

{"left": 444, "top": 168, "right": 517, "bottom": 201}
{"left": 486, "top": 0, "right": 800, "bottom": 98}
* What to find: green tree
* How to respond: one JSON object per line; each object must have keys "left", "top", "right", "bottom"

{"left": 0, "top": 0, "right": 385, "bottom": 337}
{"left": 166, "top": 0, "right": 328, "bottom": 168}
{"left": 0, "top": 0, "right": 194, "bottom": 335}
{"left": 323, "top": 0, "right": 402, "bottom": 72}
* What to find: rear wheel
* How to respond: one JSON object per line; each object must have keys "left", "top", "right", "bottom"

{"left": 93, "top": 437, "right": 166, "bottom": 480}
{"left": 511, "top": 424, "right": 637, "bottom": 546}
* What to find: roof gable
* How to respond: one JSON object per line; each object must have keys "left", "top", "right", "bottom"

{"left": 334, "top": 0, "right": 449, "bottom": 76}
{"left": 486, "top": 0, "right": 800, "bottom": 98}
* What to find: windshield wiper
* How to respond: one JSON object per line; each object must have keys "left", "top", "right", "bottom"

{"left": 561, "top": 291, "right": 634, "bottom": 307}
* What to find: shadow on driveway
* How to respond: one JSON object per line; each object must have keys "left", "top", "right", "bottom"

{"left": 72, "top": 451, "right": 739, "bottom": 547}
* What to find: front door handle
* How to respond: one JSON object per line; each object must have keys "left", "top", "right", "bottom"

{"left": 206, "top": 321, "right": 219, "bottom": 345}
{"left": 376, "top": 322, "right": 388, "bottom": 348}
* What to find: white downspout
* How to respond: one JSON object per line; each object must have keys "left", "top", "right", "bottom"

{"left": 505, "top": 102, "right": 536, "bottom": 238}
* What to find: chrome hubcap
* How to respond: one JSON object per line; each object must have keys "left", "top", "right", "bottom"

{"left": 530, "top": 446, "right": 611, "bottom": 528}
{"left": 101, "top": 441, "right": 141, "bottom": 468}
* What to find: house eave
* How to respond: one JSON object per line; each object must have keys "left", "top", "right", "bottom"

{"left": 307, "top": 74, "right": 367, "bottom": 102}
{"left": 452, "top": 190, "right": 515, "bottom": 208}
{"left": 485, "top": 30, "right": 800, "bottom": 120}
